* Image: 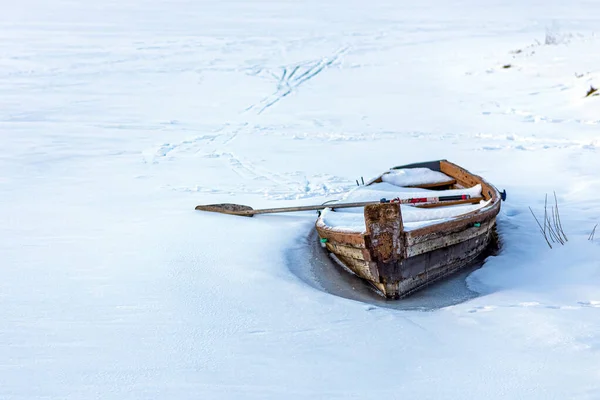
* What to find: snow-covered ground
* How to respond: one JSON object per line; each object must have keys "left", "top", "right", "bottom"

{"left": 2, "top": 0, "right": 600, "bottom": 398}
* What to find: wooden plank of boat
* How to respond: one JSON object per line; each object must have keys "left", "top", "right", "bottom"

{"left": 334, "top": 253, "right": 380, "bottom": 282}
{"left": 325, "top": 241, "right": 371, "bottom": 262}
{"left": 394, "top": 232, "right": 492, "bottom": 297}
{"left": 317, "top": 227, "right": 367, "bottom": 248}
{"left": 413, "top": 197, "right": 482, "bottom": 208}
{"left": 406, "top": 204, "right": 500, "bottom": 245}
{"left": 405, "top": 218, "right": 495, "bottom": 258}
{"left": 405, "top": 179, "right": 457, "bottom": 189}
{"left": 363, "top": 202, "right": 403, "bottom": 268}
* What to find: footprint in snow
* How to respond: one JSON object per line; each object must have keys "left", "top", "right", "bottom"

{"left": 518, "top": 302, "right": 540, "bottom": 307}
{"left": 468, "top": 306, "right": 496, "bottom": 313}
{"left": 248, "top": 330, "right": 267, "bottom": 335}
{"left": 578, "top": 301, "right": 600, "bottom": 308}
{"left": 467, "top": 302, "right": 599, "bottom": 313}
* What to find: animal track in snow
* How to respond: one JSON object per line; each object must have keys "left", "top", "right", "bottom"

{"left": 474, "top": 132, "right": 598, "bottom": 152}
{"left": 142, "top": 134, "right": 219, "bottom": 164}
{"left": 245, "top": 47, "right": 348, "bottom": 114}
{"left": 170, "top": 162, "right": 351, "bottom": 201}
{"left": 481, "top": 108, "right": 599, "bottom": 125}
{"left": 141, "top": 122, "right": 250, "bottom": 164}
{"left": 468, "top": 305, "right": 496, "bottom": 313}
{"left": 216, "top": 151, "right": 295, "bottom": 188}
{"left": 578, "top": 301, "right": 600, "bottom": 308}
{"left": 466, "top": 301, "right": 600, "bottom": 313}
{"left": 143, "top": 46, "right": 349, "bottom": 166}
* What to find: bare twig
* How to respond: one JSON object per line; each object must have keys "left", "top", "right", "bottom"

{"left": 543, "top": 194, "right": 548, "bottom": 238}
{"left": 541, "top": 194, "right": 562, "bottom": 244}
{"left": 530, "top": 192, "right": 570, "bottom": 248}
{"left": 549, "top": 205, "right": 565, "bottom": 245}
{"left": 545, "top": 208, "right": 562, "bottom": 244}
{"left": 529, "top": 206, "right": 553, "bottom": 249}
{"left": 590, "top": 224, "right": 598, "bottom": 241}
{"left": 551, "top": 205, "right": 558, "bottom": 237}
{"left": 553, "top": 191, "right": 568, "bottom": 242}
{"left": 554, "top": 207, "right": 566, "bottom": 243}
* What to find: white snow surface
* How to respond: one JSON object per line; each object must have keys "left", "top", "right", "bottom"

{"left": 320, "top": 200, "right": 492, "bottom": 232}
{"left": 3, "top": 0, "right": 600, "bottom": 398}
{"left": 381, "top": 167, "right": 453, "bottom": 186}
{"left": 318, "top": 182, "right": 488, "bottom": 231}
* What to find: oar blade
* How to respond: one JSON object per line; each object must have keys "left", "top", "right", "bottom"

{"left": 195, "top": 203, "right": 255, "bottom": 217}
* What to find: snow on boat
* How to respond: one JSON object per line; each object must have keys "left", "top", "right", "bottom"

{"left": 315, "top": 160, "right": 503, "bottom": 299}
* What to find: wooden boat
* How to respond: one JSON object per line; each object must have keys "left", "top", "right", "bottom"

{"left": 315, "top": 160, "right": 503, "bottom": 299}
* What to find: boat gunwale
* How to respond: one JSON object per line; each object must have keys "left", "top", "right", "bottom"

{"left": 315, "top": 159, "right": 501, "bottom": 237}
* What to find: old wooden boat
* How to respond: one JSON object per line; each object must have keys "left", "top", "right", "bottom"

{"left": 315, "top": 160, "right": 503, "bottom": 299}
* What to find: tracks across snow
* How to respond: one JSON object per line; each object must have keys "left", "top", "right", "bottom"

{"left": 142, "top": 124, "right": 244, "bottom": 164}
{"left": 481, "top": 107, "right": 600, "bottom": 126}
{"left": 144, "top": 122, "right": 352, "bottom": 200}
{"left": 143, "top": 45, "right": 349, "bottom": 160}
{"left": 244, "top": 47, "right": 348, "bottom": 114}
{"left": 143, "top": 45, "right": 349, "bottom": 164}
{"left": 473, "top": 132, "right": 599, "bottom": 152}
{"left": 169, "top": 160, "right": 350, "bottom": 201}
{"left": 467, "top": 300, "right": 600, "bottom": 313}
{"left": 141, "top": 46, "right": 353, "bottom": 199}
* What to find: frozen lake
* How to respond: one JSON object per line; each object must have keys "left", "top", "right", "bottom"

{"left": 287, "top": 223, "right": 494, "bottom": 311}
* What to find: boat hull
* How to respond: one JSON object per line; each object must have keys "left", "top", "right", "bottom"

{"left": 315, "top": 159, "right": 502, "bottom": 299}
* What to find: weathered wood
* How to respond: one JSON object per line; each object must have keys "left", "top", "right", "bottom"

{"left": 402, "top": 231, "right": 491, "bottom": 280}
{"left": 414, "top": 197, "right": 482, "bottom": 208}
{"left": 406, "top": 179, "right": 457, "bottom": 189}
{"left": 363, "top": 202, "right": 404, "bottom": 266}
{"left": 334, "top": 254, "right": 380, "bottom": 282}
{"left": 440, "top": 161, "right": 481, "bottom": 189}
{"left": 440, "top": 160, "right": 499, "bottom": 202}
{"left": 363, "top": 203, "right": 405, "bottom": 293}
{"left": 325, "top": 242, "right": 371, "bottom": 262}
{"left": 383, "top": 230, "right": 492, "bottom": 283}
{"left": 394, "top": 231, "right": 492, "bottom": 298}
{"left": 194, "top": 203, "right": 254, "bottom": 216}
{"left": 405, "top": 218, "right": 495, "bottom": 257}
{"left": 371, "top": 176, "right": 455, "bottom": 189}
{"left": 315, "top": 226, "right": 367, "bottom": 248}
{"left": 406, "top": 201, "right": 500, "bottom": 245}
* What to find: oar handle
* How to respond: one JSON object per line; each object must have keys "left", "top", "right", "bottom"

{"left": 381, "top": 195, "right": 470, "bottom": 204}
{"left": 249, "top": 201, "right": 377, "bottom": 215}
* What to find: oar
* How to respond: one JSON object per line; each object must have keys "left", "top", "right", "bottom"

{"left": 195, "top": 195, "right": 481, "bottom": 217}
